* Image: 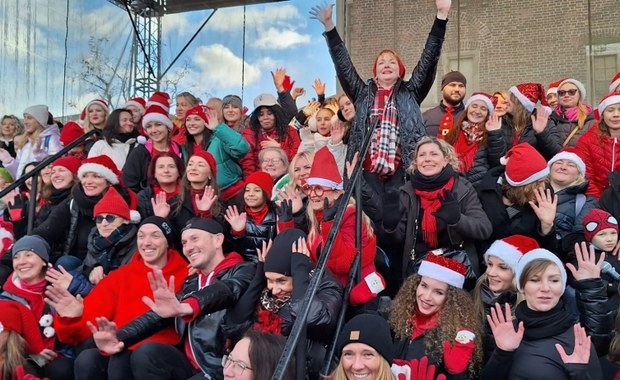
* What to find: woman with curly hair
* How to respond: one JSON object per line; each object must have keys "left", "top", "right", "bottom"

{"left": 390, "top": 254, "right": 483, "bottom": 379}
{"left": 239, "top": 94, "right": 300, "bottom": 179}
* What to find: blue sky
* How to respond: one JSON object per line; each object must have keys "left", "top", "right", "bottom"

{"left": 0, "top": 0, "right": 336, "bottom": 117}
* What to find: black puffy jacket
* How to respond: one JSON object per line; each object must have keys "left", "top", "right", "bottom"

{"left": 229, "top": 207, "right": 277, "bottom": 262}
{"left": 573, "top": 278, "right": 615, "bottom": 356}
{"left": 500, "top": 111, "right": 561, "bottom": 160}
{"left": 477, "top": 280, "right": 518, "bottom": 363}
{"left": 463, "top": 129, "right": 507, "bottom": 187}
{"left": 324, "top": 18, "right": 446, "bottom": 171}
{"left": 116, "top": 256, "right": 255, "bottom": 380}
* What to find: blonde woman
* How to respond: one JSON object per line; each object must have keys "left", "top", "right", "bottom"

{"left": 549, "top": 79, "right": 595, "bottom": 147}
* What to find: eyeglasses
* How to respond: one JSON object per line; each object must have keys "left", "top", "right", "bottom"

{"left": 222, "top": 355, "right": 252, "bottom": 375}
{"left": 558, "top": 89, "right": 578, "bottom": 97}
{"left": 95, "top": 215, "right": 119, "bottom": 224}
{"left": 261, "top": 158, "right": 283, "bottom": 165}
{"left": 302, "top": 184, "right": 333, "bottom": 197}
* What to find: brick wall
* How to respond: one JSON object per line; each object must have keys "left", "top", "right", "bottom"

{"left": 339, "top": 0, "right": 620, "bottom": 107}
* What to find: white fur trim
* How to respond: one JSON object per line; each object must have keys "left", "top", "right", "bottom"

{"left": 500, "top": 156, "right": 508, "bottom": 166}
{"left": 145, "top": 100, "right": 169, "bottom": 111}
{"left": 505, "top": 166, "right": 549, "bottom": 187}
{"left": 130, "top": 210, "right": 141, "bottom": 224}
{"left": 548, "top": 152, "right": 586, "bottom": 175}
{"left": 78, "top": 163, "right": 119, "bottom": 185}
{"left": 418, "top": 261, "right": 465, "bottom": 289}
{"left": 610, "top": 79, "right": 620, "bottom": 94}
{"left": 546, "top": 86, "right": 558, "bottom": 96}
{"left": 142, "top": 112, "right": 173, "bottom": 130}
{"left": 124, "top": 100, "right": 145, "bottom": 114}
{"left": 515, "top": 248, "right": 566, "bottom": 292}
{"left": 509, "top": 86, "right": 536, "bottom": 112}
{"left": 484, "top": 240, "right": 523, "bottom": 270}
{"left": 598, "top": 95, "right": 620, "bottom": 119}
{"left": 305, "top": 177, "right": 343, "bottom": 190}
{"left": 465, "top": 94, "right": 494, "bottom": 114}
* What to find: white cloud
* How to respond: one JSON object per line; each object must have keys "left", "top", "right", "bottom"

{"left": 254, "top": 28, "right": 311, "bottom": 49}
{"left": 192, "top": 43, "right": 261, "bottom": 89}
{"left": 162, "top": 13, "right": 191, "bottom": 37}
{"left": 81, "top": 7, "right": 130, "bottom": 39}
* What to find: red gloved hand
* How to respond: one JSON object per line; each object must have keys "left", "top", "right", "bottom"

{"left": 442, "top": 329, "right": 475, "bottom": 374}
{"left": 392, "top": 356, "right": 447, "bottom": 380}
{"left": 283, "top": 75, "right": 295, "bottom": 92}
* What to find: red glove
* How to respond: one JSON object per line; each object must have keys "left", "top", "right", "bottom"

{"left": 442, "top": 329, "right": 475, "bottom": 374}
{"left": 15, "top": 365, "right": 50, "bottom": 380}
{"left": 283, "top": 75, "right": 295, "bottom": 92}
{"left": 391, "top": 356, "right": 447, "bottom": 380}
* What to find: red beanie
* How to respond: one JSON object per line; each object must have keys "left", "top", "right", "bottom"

{"left": 0, "top": 301, "right": 46, "bottom": 353}
{"left": 185, "top": 105, "right": 209, "bottom": 123}
{"left": 191, "top": 150, "right": 217, "bottom": 181}
{"left": 246, "top": 171, "right": 274, "bottom": 199}
{"left": 52, "top": 156, "right": 81, "bottom": 176}
{"left": 500, "top": 143, "right": 549, "bottom": 186}
{"left": 583, "top": 208, "right": 619, "bottom": 242}
{"left": 94, "top": 186, "right": 130, "bottom": 220}
{"left": 60, "top": 121, "right": 85, "bottom": 147}
{"left": 372, "top": 49, "right": 406, "bottom": 79}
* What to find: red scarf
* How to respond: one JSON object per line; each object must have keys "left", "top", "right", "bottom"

{"left": 255, "top": 308, "right": 284, "bottom": 334}
{"left": 453, "top": 124, "right": 484, "bottom": 173}
{"left": 410, "top": 310, "right": 439, "bottom": 340}
{"left": 415, "top": 177, "right": 455, "bottom": 248}
{"left": 246, "top": 204, "right": 268, "bottom": 224}
{"left": 152, "top": 183, "right": 180, "bottom": 201}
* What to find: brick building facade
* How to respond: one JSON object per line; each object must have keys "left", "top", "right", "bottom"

{"left": 334, "top": 0, "right": 620, "bottom": 109}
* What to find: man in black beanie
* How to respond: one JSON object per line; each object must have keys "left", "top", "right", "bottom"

{"left": 423, "top": 70, "right": 467, "bottom": 137}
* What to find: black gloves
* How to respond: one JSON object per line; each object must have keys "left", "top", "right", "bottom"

{"left": 432, "top": 191, "right": 461, "bottom": 225}
{"left": 323, "top": 195, "right": 344, "bottom": 222}
{"left": 276, "top": 199, "right": 293, "bottom": 222}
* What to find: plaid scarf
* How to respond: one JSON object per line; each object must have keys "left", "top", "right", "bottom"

{"left": 369, "top": 87, "right": 401, "bottom": 176}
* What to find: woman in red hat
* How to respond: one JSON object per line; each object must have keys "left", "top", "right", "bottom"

{"left": 35, "top": 157, "right": 81, "bottom": 227}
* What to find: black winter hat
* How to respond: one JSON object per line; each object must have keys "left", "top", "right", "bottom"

{"left": 441, "top": 70, "right": 467, "bottom": 89}
{"left": 182, "top": 217, "right": 223, "bottom": 235}
{"left": 263, "top": 229, "right": 306, "bottom": 276}
{"left": 337, "top": 313, "right": 393, "bottom": 364}
{"left": 140, "top": 216, "right": 175, "bottom": 247}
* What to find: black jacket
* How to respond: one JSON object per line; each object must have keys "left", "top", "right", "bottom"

{"left": 463, "top": 129, "right": 507, "bottom": 187}
{"left": 477, "top": 281, "right": 518, "bottom": 364}
{"left": 116, "top": 257, "right": 255, "bottom": 380}
{"left": 500, "top": 111, "right": 561, "bottom": 160}
{"left": 423, "top": 101, "right": 465, "bottom": 138}
{"left": 82, "top": 225, "right": 138, "bottom": 276}
{"left": 229, "top": 207, "right": 277, "bottom": 262}
{"left": 324, "top": 18, "right": 446, "bottom": 171}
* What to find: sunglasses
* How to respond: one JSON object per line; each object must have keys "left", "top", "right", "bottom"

{"left": 558, "top": 89, "right": 578, "bottom": 97}
{"left": 95, "top": 215, "right": 120, "bottom": 224}
{"left": 301, "top": 184, "right": 333, "bottom": 197}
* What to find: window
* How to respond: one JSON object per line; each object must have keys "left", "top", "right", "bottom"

{"left": 420, "top": 51, "right": 479, "bottom": 110}
{"left": 587, "top": 43, "right": 620, "bottom": 104}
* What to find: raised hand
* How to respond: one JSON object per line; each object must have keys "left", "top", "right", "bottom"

{"left": 89, "top": 266, "right": 106, "bottom": 285}
{"left": 205, "top": 107, "right": 220, "bottom": 130}
{"left": 0, "top": 148, "right": 13, "bottom": 163}
{"left": 45, "top": 265, "right": 73, "bottom": 290}
{"left": 44, "top": 286, "right": 84, "bottom": 318}
{"left": 432, "top": 190, "right": 461, "bottom": 225}
{"left": 271, "top": 68, "right": 287, "bottom": 92}
{"left": 392, "top": 356, "right": 446, "bottom": 380}
{"left": 87, "top": 317, "right": 125, "bottom": 355}
{"left": 309, "top": 3, "right": 335, "bottom": 31}
{"left": 142, "top": 269, "right": 191, "bottom": 318}
{"left": 487, "top": 303, "right": 524, "bottom": 351}
{"left": 151, "top": 191, "right": 171, "bottom": 218}
{"left": 435, "top": 0, "right": 452, "bottom": 19}
{"left": 556, "top": 323, "right": 591, "bottom": 364}
{"left": 529, "top": 187, "right": 557, "bottom": 235}
{"left": 531, "top": 105, "right": 550, "bottom": 133}
{"left": 613, "top": 241, "right": 620, "bottom": 258}
{"left": 195, "top": 186, "right": 217, "bottom": 212}
{"left": 312, "top": 78, "right": 326, "bottom": 96}
{"left": 330, "top": 121, "right": 346, "bottom": 145}
{"left": 302, "top": 101, "right": 321, "bottom": 117}
{"left": 485, "top": 114, "right": 502, "bottom": 131}
{"left": 277, "top": 186, "right": 303, "bottom": 214}
{"left": 260, "top": 136, "right": 281, "bottom": 149}
{"left": 224, "top": 205, "right": 247, "bottom": 232}
{"left": 291, "top": 237, "right": 309, "bottom": 257}
{"left": 567, "top": 242, "right": 604, "bottom": 281}
{"left": 256, "top": 239, "right": 273, "bottom": 262}
{"left": 291, "top": 87, "right": 306, "bottom": 100}
{"left": 345, "top": 152, "right": 360, "bottom": 181}
{"left": 323, "top": 194, "right": 344, "bottom": 222}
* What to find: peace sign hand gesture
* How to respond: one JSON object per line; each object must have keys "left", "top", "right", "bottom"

{"left": 256, "top": 239, "right": 273, "bottom": 263}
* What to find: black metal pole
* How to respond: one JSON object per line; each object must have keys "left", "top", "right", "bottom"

{"left": 272, "top": 118, "right": 377, "bottom": 380}
{"left": 294, "top": 325, "right": 306, "bottom": 380}
{"left": 26, "top": 174, "right": 38, "bottom": 235}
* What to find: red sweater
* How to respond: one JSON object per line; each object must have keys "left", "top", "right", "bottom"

{"left": 239, "top": 126, "right": 300, "bottom": 178}
{"left": 54, "top": 249, "right": 188, "bottom": 349}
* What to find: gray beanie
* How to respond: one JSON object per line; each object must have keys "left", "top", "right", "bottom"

{"left": 222, "top": 94, "right": 243, "bottom": 110}
{"left": 12, "top": 235, "right": 50, "bottom": 263}
{"left": 23, "top": 105, "right": 49, "bottom": 128}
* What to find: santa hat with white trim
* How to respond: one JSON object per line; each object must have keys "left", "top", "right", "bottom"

{"left": 85, "top": 98, "right": 109, "bottom": 112}
{"left": 465, "top": 92, "right": 496, "bottom": 114}
{"left": 548, "top": 147, "right": 586, "bottom": 176}
{"left": 123, "top": 97, "right": 146, "bottom": 115}
{"left": 595, "top": 92, "right": 620, "bottom": 121}
{"left": 500, "top": 143, "right": 549, "bottom": 186}
{"left": 484, "top": 235, "right": 539, "bottom": 272}
{"left": 418, "top": 253, "right": 467, "bottom": 289}
{"left": 546, "top": 78, "right": 566, "bottom": 96}
{"left": 509, "top": 82, "right": 552, "bottom": 114}
{"left": 609, "top": 72, "right": 620, "bottom": 93}
{"left": 305, "top": 146, "right": 343, "bottom": 190}
{"left": 145, "top": 91, "right": 171, "bottom": 112}
{"left": 142, "top": 105, "right": 173, "bottom": 130}
{"left": 77, "top": 155, "right": 121, "bottom": 185}
{"left": 515, "top": 248, "right": 567, "bottom": 293}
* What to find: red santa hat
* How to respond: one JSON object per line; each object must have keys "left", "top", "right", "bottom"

{"left": 85, "top": 98, "right": 109, "bottom": 112}
{"left": 484, "top": 235, "right": 539, "bottom": 271}
{"left": 305, "top": 147, "right": 343, "bottom": 190}
{"left": 59, "top": 121, "right": 85, "bottom": 147}
{"left": 548, "top": 147, "right": 586, "bottom": 176}
{"left": 79, "top": 107, "right": 87, "bottom": 126}
{"left": 142, "top": 105, "right": 173, "bottom": 130}
{"left": 546, "top": 78, "right": 567, "bottom": 96}
{"left": 509, "top": 83, "right": 552, "bottom": 114}
{"left": 77, "top": 155, "right": 121, "bottom": 185}
{"left": 145, "top": 91, "right": 171, "bottom": 112}
{"left": 465, "top": 92, "right": 496, "bottom": 114}
{"left": 372, "top": 49, "right": 406, "bottom": 79}
{"left": 190, "top": 150, "right": 218, "bottom": 181}
{"left": 595, "top": 92, "right": 620, "bottom": 121}
{"left": 0, "top": 301, "right": 46, "bottom": 354}
{"left": 93, "top": 186, "right": 140, "bottom": 223}
{"left": 609, "top": 72, "right": 620, "bottom": 93}
{"left": 418, "top": 253, "right": 467, "bottom": 289}
{"left": 583, "top": 208, "right": 619, "bottom": 242}
{"left": 185, "top": 105, "right": 209, "bottom": 123}
{"left": 500, "top": 143, "right": 549, "bottom": 186}
{"left": 124, "top": 97, "right": 146, "bottom": 114}
{"left": 246, "top": 171, "right": 274, "bottom": 199}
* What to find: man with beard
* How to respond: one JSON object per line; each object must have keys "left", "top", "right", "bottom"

{"left": 424, "top": 70, "right": 467, "bottom": 137}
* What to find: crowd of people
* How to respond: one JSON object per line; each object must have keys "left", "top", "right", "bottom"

{"left": 2, "top": 0, "right": 620, "bottom": 379}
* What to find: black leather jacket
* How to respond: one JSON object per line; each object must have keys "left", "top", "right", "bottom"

{"left": 116, "top": 258, "right": 255, "bottom": 380}
{"left": 324, "top": 18, "right": 447, "bottom": 171}
{"left": 229, "top": 208, "right": 277, "bottom": 262}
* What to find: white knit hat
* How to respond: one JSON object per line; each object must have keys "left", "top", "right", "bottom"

{"left": 558, "top": 78, "right": 586, "bottom": 100}
{"left": 515, "top": 248, "right": 567, "bottom": 293}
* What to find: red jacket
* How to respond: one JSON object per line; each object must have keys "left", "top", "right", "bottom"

{"left": 54, "top": 249, "right": 188, "bottom": 349}
{"left": 239, "top": 126, "right": 300, "bottom": 178}
{"left": 575, "top": 127, "right": 620, "bottom": 199}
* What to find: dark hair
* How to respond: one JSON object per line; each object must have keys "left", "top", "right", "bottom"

{"left": 183, "top": 119, "right": 214, "bottom": 158}
{"left": 102, "top": 108, "right": 133, "bottom": 145}
{"left": 147, "top": 151, "right": 185, "bottom": 187}
{"left": 20, "top": 161, "right": 41, "bottom": 194}
{"left": 249, "top": 105, "right": 294, "bottom": 152}
{"left": 245, "top": 329, "right": 295, "bottom": 380}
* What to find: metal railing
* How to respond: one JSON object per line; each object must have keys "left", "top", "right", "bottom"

{"left": 272, "top": 118, "right": 377, "bottom": 379}
{"left": 0, "top": 129, "right": 98, "bottom": 234}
